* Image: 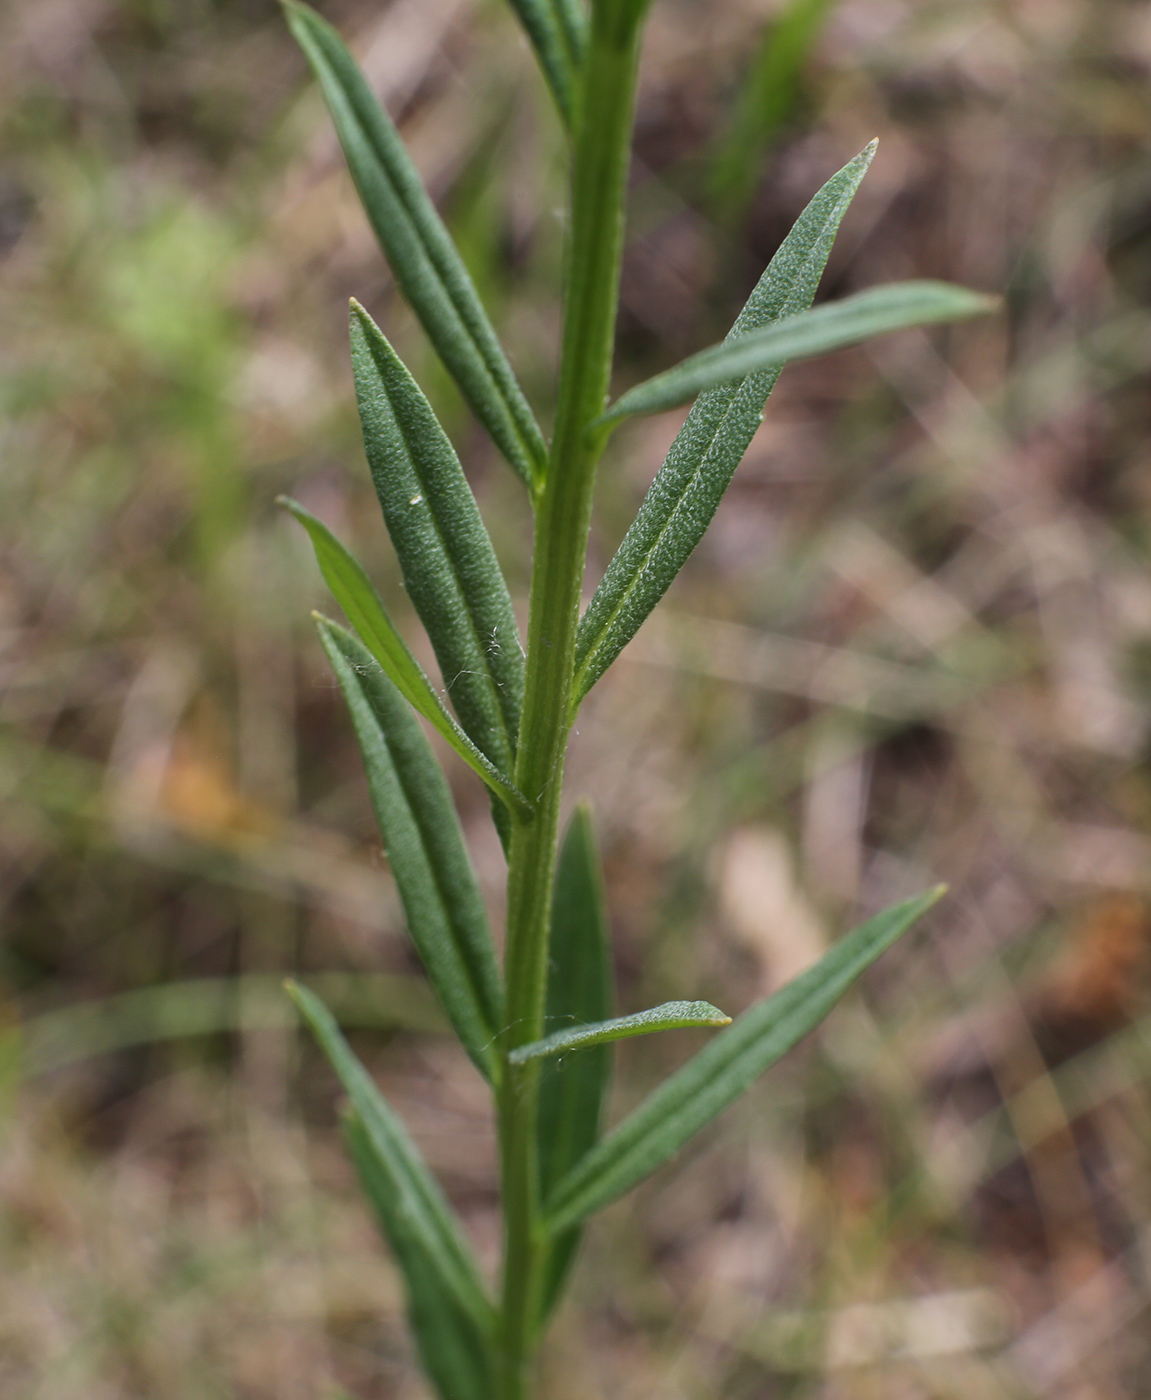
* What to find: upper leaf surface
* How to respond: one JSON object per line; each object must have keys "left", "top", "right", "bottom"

{"left": 288, "top": 982, "right": 495, "bottom": 1329}
{"left": 601, "top": 280, "right": 996, "bottom": 421}
{"left": 285, "top": 1, "right": 546, "bottom": 485}
{"left": 350, "top": 302, "right": 524, "bottom": 776}
{"left": 510, "top": 1000, "right": 730, "bottom": 1063}
{"left": 573, "top": 143, "right": 877, "bottom": 704}
{"left": 344, "top": 1111, "right": 496, "bottom": 1400}
{"left": 283, "top": 496, "right": 531, "bottom": 819}
{"left": 318, "top": 618, "right": 504, "bottom": 1080}
{"left": 543, "top": 888, "right": 944, "bottom": 1232}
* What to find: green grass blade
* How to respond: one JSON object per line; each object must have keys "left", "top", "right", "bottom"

{"left": 709, "top": 0, "right": 840, "bottom": 222}
{"left": 344, "top": 1111, "right": 496, "bottom": 1400}
{"left": 288, "top": 982, "right": 496, "bottom": 1400}
{"left": 511, "top": 1000, "right": 730, "bottom": 1063}
{"left": 288, "top": 984, "right": 494, "bottom": 1316}
{"left": 283, "top": 497, "right": 531, "bottom": 819}
{"left": 601, "top": 281, "right": 996, "bottom": 422}
{"left": 573, "top": 143, "right": 878, "bottom": 703}
{"left": 503, "top": 0, "right": 586, "bottom": 125}
{"left": 536, "top": 806, "right": 613, "bottom": 1323}
{"left": 543, "top": 887, "right": 944, "bottom": 1233}
{"left": 349, "top": 302, "right": 523, "bottom": 779}
{"left": 19, "top": 974, "right": 444, "bottom": 1077}
{"left": 317, "top": 618, "right": 505, "bottom": 1080}
{"left": 284, "top": 0, "right": 546, "bottom": 486}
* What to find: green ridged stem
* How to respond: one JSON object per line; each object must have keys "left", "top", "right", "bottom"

{"left": 496, "top": 3, "right": 647, "bottom": 1393}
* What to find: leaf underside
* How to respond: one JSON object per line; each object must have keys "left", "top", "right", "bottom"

{"left": 285, "top": 0, "right": 546, "bottom": 485}
{"left": 317, "top": 618, "right": 504, "bottom": 1081}
{"left": 573, "top": 141, "right": 876, "bottom": 706}
{"left": 350, "top": 301, "right": 524, "bottom": 778}
{"left": 503, "top": 0, "right": 586, "bottom": 125}
{"left": 543, "top": 887, "right": 944, "bottom": 1233}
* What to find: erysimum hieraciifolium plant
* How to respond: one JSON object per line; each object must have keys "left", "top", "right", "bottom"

{"left": 279, "top": 2, "right": 995, "bottom": 1396}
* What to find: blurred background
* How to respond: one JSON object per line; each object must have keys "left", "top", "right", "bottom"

{"left": 3, "top": 0, "right": 1151, "bottom": 1395}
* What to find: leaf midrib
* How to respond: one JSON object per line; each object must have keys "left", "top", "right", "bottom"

{"left": 386, "top": 380, "right": 520, "bottom": 764}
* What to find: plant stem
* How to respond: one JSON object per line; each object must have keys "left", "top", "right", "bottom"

{"left": 497, "top": 6, "right": 644, "bottom": 1395}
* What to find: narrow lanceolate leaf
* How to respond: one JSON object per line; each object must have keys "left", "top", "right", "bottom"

{"left": 317, "top": 619, "right": 504, "bottom": 1080}
{"left": 543, "top": 888, "right": 944, "bottom": 1233}
{"left": 285, "top": 1, "right": 546, "bottom": 486}
{"left": 503, "top": 0, "right": 586, "bottom": 125}
{"left": 283, "top": 497, "right": 531, "bottom": 820}
{"left": 288, "top": 984, "right": 496, "bottom": 1400}
{"left": 573, "top": 143, "right": 876, "bottom": 705}
{"left": 536, "top": 806, "right": 613, "bottom": 1323}
{"left": 344, "top": 1111, "right": 495, "bottom": 1400}
{"left": 601, "top": 281, "right": 996, "bottom": 422}
{"left": 350, "top": 302, "right": 523, "bottom": 780}
{"left": 511, "top": 1000, "right": 731, "bottom": 1063}
{"left": 288, "top": 985, "right": 495, "bottom": 1332}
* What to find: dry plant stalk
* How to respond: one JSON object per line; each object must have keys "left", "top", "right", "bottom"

{"left": 278, "top": 1, "right": 993, "bottom": 1395}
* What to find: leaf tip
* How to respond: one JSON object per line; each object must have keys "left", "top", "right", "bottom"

{"left": 695, "top": 1001, "right": 731, "bottom": 1026}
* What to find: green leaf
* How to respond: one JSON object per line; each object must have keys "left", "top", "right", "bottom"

{"left": 287, "top": 982, "right": 496, "bottom": 1400}
{"left": 317, "top": 619, "right": 505, "bottom": 1080}
{"left": 503, "top": 0, "right": 586, "bottom": 125}
{"left": 600, "top": 280, "right": 996, "bottom": 422}
{"left": 344, "top": 1111, "right": 495, "bottom": 1400}
{"left": 282, "top": 496, "right": 531, "bottom": 820}
{"left": 573, "top": 143, "right": 876, "bottom": 705}
{"left": 592, "top": 0, "right": 654, "bottom": 37}
{"left": 511, "top": 1000, "right": 731, "bottom": 1063}
{"left": 284, "top": 0, "right": 546, "bottom": 486}
{"left": 543, "top": 887, "right": 944, "bottom": 1233}
{"left": 535, "top": 806, "right": 614, "bottom": 1322}
{"left": 349, "top": 302, "right": 523, "bottom": 781}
